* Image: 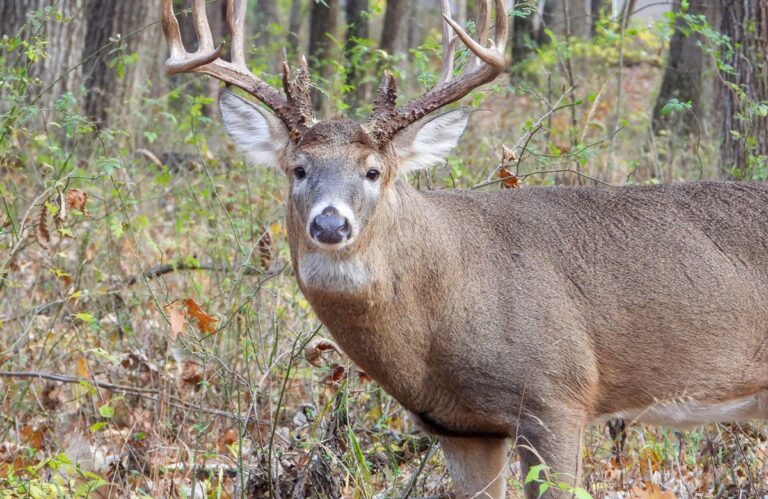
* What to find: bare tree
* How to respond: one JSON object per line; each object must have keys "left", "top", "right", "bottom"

{"left": 288, "top": 0, "right": 303, "bottom": 53}
{"left": 719, "top": 0, "right": 768, "bottom": 177}
{"left": 380, "top": 0, "right": 407, "bottom": 56}
{"left": 82, "top": 0, "right": 164, "bottom": 128}
{"left": 344, "top": 0, "right": 369, "bottom": 111}
{"left": 0, "top": 0, "right": 88, "bottom": 110}
{"left": 651, "top": 1, "right": 711, "bottom": 136}
{"left": 309, "top": 0, "right": 339, "bottom": 114}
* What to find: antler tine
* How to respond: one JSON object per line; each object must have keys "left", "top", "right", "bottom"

{"left": 162, "top": 0, "right": 223, "bottom": 73}
{"left": 162, "top": 0, "right": 316, "bottom": 141}
{"left": 365, "top": 0, "right": 508, "bottom": 145}
{"left": 227, "top": 0, "right": 246, "bottom": 66}
{"left": 192, "top": 0, "right": 215, "bottom": 52}
{"left": 437, "top": 0, "right": 456, "bottom": 87}
{"left": 471, "top": 0, "right": 491, "bottom": 71}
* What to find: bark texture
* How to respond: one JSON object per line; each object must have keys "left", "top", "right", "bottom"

{"left": 82, "top": 0, "right": 165, "bottom": 128}
{"left": 308, "top": 0, "right": 339, "bottom": 115}
{"left": 651, "top": 1, "right": 709, "bottom": 135}
{"left": 344, "top": 0, "right": 370, "bottom": 112}
{"left": 0, "top": 0, "right": 88, "bottom": 110}
{"left": 379, "top": 0, "right": 407, "bottom": 56}
{"left": 719, "top": 0, "right": 768, "bottom": 177}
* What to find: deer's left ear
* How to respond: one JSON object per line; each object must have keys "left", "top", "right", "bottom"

{"left": 391, "top": 108, "right": 469, "bottom": 175}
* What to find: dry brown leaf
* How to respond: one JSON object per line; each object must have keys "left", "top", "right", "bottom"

{"left": 499, "top": 167, "right": 520, "bottom": 189}
{"left": 65, "top": 189, "right": 88, "bottom": 213}
{"left": 75, "top": 356, "right": 90, "bottom": 378}
{"left": 630, "top": 481, "right": 676, "bottom": 499}
{"left": 355, "top": 367, "right": 372, "bottom": 383}
{"left": 166, "top": 302, "right": 186, "bottom": 341}
{"left": 218, "top": 428, "right": 238, "bottom": 451}
{"left": 258, "top": 229, "right": 273, "bottom": 271}
{"left": 501, "top": 144, "right": 517, "bottom": 163}
{"left": 36, "top": 203, "right": 50, "bottom": 249}
{"left": 180, "top": 361, "right": 204, "bottom": 387}
{"left": 323, "top": 364, "right": 346, "bottom": 388}
{"left": 20, "top": 424, "right": 45, "bottom": 450}
{"left": 305, "top": 337, "right": 340, "bottom": 367}
{"left": 183, "top": 298, "right": 218, "bottom": 334}
{"left": 54, "top": 191, "right": 66, "bottom": 229}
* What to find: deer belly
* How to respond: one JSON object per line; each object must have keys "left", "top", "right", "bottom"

{"left": 597, "top": 391, "right": 768, "bottom": 429}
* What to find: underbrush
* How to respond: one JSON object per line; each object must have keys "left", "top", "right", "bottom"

{"left": 0, "top": 7, "right": 764, "bottom": 498}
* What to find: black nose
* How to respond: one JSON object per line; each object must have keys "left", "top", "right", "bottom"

{"left": 310, "top": 207, "right": 351, "bottom": 245}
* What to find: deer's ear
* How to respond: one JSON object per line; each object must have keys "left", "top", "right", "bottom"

{"left": 219, "top": 91, "right": 290, "bottom": 170}
{"left": 391, "top": 108, "right": 469, "bottom": 174}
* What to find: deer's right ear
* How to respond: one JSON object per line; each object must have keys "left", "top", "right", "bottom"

{"left": 219, "top": 91, "right": 290, "bottom": 170}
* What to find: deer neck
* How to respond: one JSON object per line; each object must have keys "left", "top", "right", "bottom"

{"left": 290, "top": 181, "right": 448, "bottom": 405}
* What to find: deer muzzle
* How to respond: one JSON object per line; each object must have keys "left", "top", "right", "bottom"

{"left": 309, "top": 206, "right": 352, "bottom": 246}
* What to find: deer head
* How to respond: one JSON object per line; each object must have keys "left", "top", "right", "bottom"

{"left": 162, "top": 0, "right": 508, "bottom": 255}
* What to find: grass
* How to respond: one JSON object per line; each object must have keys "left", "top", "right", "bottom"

{"left": 0, "top": 13, "right": 765, "bottom": 498}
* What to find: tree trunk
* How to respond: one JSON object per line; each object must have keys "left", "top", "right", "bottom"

{"left": 288, "top": 0, "right": 303, "bottom": 54}
{"left": 344, "top": 0, "right": 370, "bottom": 112}
{"left": 590, "top": 0, "right": 611, "bottom": 36}
{"left": 651, "top": 1, "right": 708, "bottom": 136}
{"left": 254, "top": 0, "right": 282, "bottom": 67}
{"left": 82, "top": 0, "right": 165, "bottom": 129}
{"left": 510, "top": 1, "right": 543, "bottom": 62}
{"left": 0, "top": 0, "right": 88, "bottom": 111}
{"left": 719, "top": 0, "right": 768, "bottom": 178}
{"left": 308, "top": 0, "right": 339, "bottom": 115}
{"left": 380, "top": 0, "right": 407, "bottom": 56}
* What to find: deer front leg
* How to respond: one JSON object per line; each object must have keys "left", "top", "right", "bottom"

{"left": 516, "top": 412, "right": 585, "bottom": 499}
{"left": 438, "top": 435, "right": 509, "bottom": 499}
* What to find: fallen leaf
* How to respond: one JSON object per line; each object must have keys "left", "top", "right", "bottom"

{"left": 305, "top": 337, "right": 339, "bottom": 367}
{"left": 183, "top": 298, "right": 218, "bottom": 334}
{"left": 75, "top": 356, "right": 90, "bottom": 378}
{"left": 630, "top": 481, "right": 676, "bottom": 499}
{"left": 218, "top": 428, "right": 238, "bottom": 450}
{"left": 499, "top": 167, "right": 520, "bottom": 189}
{"left": 65, "top": 189, "right": 88, "bottom": 213}
{"left": 36, "top": 204, "right": 50, "bottom": 249}
{"left": 20, "top": 424, "right": 45, "bottom": 450}
{"left": 180, "top": 361, "right": 204, "bottom": 387}
{"left": 165, "top": 302, "right": 186, "bottom": 340}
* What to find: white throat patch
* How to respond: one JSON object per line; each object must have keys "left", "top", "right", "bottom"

{"left": 298, "top": 252, "right": 371, "bottom": 293}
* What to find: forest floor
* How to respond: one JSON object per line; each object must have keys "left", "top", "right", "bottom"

{"left": 1, "top": 32, "right": 765, "bottom": 498}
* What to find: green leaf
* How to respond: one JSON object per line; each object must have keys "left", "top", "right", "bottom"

{"left": 89, "top": 421, "right": 107, "bottom": 432}
{"left": 98, "top": 404, "right": 114, "bottom": 418}
{"left": 74, "top": 313, "right": 95, "bottom": 324}
{"left": 525, "top": 464, "right": 545, "bottom": 483}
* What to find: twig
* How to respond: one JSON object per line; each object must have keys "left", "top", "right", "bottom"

{"left": 0, "top": 370, "right": 159, "bottom": 394}
{"left": 125, "top": 260, "right": 268, "bottom": 286}
{"left": 0, "top": 370, "right": 262, "bottom": 422}
{"left": 481, "top": 88, "right": 573, "bottom": 184}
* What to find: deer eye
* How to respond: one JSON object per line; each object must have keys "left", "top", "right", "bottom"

{"left": 366, "top": 169, "right": 381, "bottom": 181}
{"left": 293, "top": 166, "right": 306, "bottom": 179}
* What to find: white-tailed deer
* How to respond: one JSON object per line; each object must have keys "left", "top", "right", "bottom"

{"left": 162, "top": 1, "right": 768, "bottom": 497}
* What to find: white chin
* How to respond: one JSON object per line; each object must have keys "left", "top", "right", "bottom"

{"left": 310, "top": 238, "right": 354, "bottom": 251}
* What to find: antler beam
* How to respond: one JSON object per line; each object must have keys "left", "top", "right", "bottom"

{"left": 161, "top": 0, "right": 315, "bottom": 141}
{"left": 365, "top": 0, "right": 508, "bottom": 146}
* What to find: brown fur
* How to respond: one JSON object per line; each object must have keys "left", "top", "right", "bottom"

{"left": 224, "top": 108, "right": 768, "bottom": 497}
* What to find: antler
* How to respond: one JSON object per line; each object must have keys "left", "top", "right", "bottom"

{"left": 161, "top": 0, "right": 315, "bottom": 141}
{"left": 364, "top": 0, "right": 508, "bottom": 146}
